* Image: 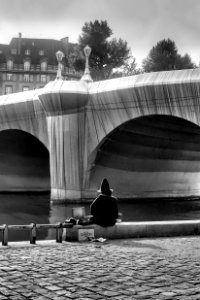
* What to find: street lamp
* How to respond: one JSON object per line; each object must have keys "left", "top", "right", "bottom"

{"left": 81, "top": 45, "right": 93, "bottom": 82}
{"left": 56, "top": 50, "right": 64, "bottom": 80}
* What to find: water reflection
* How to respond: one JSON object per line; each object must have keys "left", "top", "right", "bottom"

{"left": 0, "top": 193, "right": 50, "bottom": 241}
{"left": 118, "top": 199, "right": 200, "bottom": 221}
{"left": 1, "top": 193, "right": 200, "bottom": 241}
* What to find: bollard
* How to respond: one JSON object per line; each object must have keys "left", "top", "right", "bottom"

{"left": 56, "top": 222, "right": 63, "bottom": 243}
{"left": 30, "top": 223, "right": 36, "bottom": 244}
{"left": 2, "top": 224, "right": 8, "bottom": 246}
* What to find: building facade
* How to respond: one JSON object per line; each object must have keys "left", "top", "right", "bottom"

{"left": 0, "top": 33, "right": 83, "bottom": 95}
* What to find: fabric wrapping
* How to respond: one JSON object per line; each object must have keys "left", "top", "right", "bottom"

{"left": 0, "top": 69, "right": 200, "bottom": 199}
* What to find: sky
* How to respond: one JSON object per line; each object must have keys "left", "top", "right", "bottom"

{"left": 1, "top": 0, "right": 200, "bottom": 67}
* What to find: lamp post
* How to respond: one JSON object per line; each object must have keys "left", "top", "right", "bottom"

{"left": 81, "top": 45, "right": 93, "bottom": 82}
{"left": 56, "top": 50, "right": 64, "bottom": 80}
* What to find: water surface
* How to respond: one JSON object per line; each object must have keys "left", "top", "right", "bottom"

{"left": 1, "top": 193, "right": 200, "bottom": 241}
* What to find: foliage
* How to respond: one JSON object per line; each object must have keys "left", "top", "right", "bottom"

{"left": 142, "top": 38, "right": 196, "bottom": 72}
{"left": 75, "top": 20, "right": 131, "bottom": 80}
{"left": 176, "top": 53, "right": 196, "bottom": 70}
{"left": 111, "top": 57, "right": 143, "bottom": 78}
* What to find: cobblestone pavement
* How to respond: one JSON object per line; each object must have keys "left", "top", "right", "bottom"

{"left": 0, "top": 237, "right": 199, "bottom": 299}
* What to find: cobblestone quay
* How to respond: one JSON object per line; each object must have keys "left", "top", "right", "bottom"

{"left": 0, "top": 237, "right": 200, "bottom": 299}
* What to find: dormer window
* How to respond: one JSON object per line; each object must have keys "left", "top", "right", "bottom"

{"left": 7, "top": 60, "right": 13, "bottom": 70}
{"left": 24, "top": 61, "right": 30, "bottom": 71}
{"left": 41, "top": 61, "right": 47, "bottom": 71}
{"left": 25, "top": 49, "right": 31, "bottom": 55}
{"left": 39, "top": 50, "right": 44, "bottom": 56}
{"left": 11, "top": 48, "right": 17, "bottom": 55}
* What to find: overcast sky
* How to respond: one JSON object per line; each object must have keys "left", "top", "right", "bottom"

{"left": 1, "top": 0, "right": 200, "bottom": 66}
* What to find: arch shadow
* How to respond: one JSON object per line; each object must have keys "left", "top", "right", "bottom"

{"left": 0, "top": 129, "right": 50, "bottom": 192}
{"left": 88, "top": 114, "right": 200, "bottom": 199}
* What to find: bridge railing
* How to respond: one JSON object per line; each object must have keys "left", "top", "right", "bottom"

{"left": 0, "top": 222, "right": 73, "bottom": 246}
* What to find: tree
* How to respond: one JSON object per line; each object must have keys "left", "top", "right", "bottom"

{"left": 142, "top": 38, "right": 196, "bottom": 72}
{"left": 111, "top": 57, "right": 143, "bottom": 78}
{"left": 176, "top": 53, "right": 196, "bottom": 70}
{"left": 75, "top": 20, "right": 131, "bottom": 80}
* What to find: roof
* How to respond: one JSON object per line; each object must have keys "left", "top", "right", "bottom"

{"left": 0, "top": 44, "right": 9, "bottom": 63}
{"left": 0, "top": 36, "right": 78, "bottom": 65}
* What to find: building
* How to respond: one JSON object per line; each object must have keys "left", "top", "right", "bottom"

{"left": 0, "top": 33, "right": 83, "bottom": 95}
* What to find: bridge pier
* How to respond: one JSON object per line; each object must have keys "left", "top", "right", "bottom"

{"left": 47, "top": 112, "right": 89, "bottom": 202}
{"left": 38, "top": 79, "right": 92, "bottom": 202}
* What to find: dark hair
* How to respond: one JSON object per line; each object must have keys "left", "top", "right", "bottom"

{"left": 100, "top": 178, "right": 112, "bottom": 196}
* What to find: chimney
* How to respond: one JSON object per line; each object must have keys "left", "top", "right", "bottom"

{"left": 18, "top": 32, "right": 22, "bottom": 55}
{"left": 61, "top": 37, "right": 69, "bottom": 56}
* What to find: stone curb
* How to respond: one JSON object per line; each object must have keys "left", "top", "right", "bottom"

{"left": 64, "top": 220, "right": 200, "bottom": 241}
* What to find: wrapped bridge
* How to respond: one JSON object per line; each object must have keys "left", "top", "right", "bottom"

{"left": 1, "top": 68, "right": 200, "bottom": 201}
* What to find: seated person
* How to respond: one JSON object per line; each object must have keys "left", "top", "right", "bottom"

{"left": 66, "top": 178, "right": 121, "bottom": 227}
{"left": 90, "top": 178, "right": 119, "bottom": 227}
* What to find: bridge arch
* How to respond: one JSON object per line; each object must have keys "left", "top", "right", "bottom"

{"left": 88, "top": 114, "right": 200, "bottom": 199}
{"left": 0, "top": 129, "right": 50, "bottom": 192}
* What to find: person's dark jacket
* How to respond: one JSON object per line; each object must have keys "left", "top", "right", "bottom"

{"left": 90, "top": 194, "right": 118, "bottom": 227}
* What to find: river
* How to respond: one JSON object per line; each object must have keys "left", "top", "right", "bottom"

{"left": 1, "top": 193, "right": 200, "bottom": 241}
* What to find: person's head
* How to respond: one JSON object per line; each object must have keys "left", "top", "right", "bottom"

{"left": 98, "top": 178, "right": 113, "bottom": 196}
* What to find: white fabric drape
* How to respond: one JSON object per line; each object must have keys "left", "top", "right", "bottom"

{"left": 1, "top": 69, "right": 200, "bottom": 199}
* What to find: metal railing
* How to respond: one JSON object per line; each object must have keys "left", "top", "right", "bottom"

{"left": 0, "top": 63, "right": 83, "bottom": 77}
{"left": 0, "top": 222, "right": 73, "bottom": 246}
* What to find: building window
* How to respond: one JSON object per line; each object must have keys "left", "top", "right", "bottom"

{"left": 25, "top": 49, "right": 31, "bottom": 55}
{"left": 7, "top": 73, "right": 13, "bottom": 81}
{"left": 39, "top": 50, "right": 44, "bottom": 56}
{"left": 41, "top": 74, "right": 46, "bottom": 82}
{"left": 24, "top": 61, "right": 30, "bottom": 71}
{"left": 22, "top": 86, "right": 29, "bottom": 92}
{"left": 11, "top": 48, "right": 17, "bottom": 55}
{"left": 24, "top": 74, "right": 30, "bottom": 82}
{"left": 5, "top": 85, "right": 13, "bottom": 94}
{"left": 7, "top": 60, "right": 13, "bottom": 70}
{"left": 41, "top": 61, "right": 47, "bottom": 71}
